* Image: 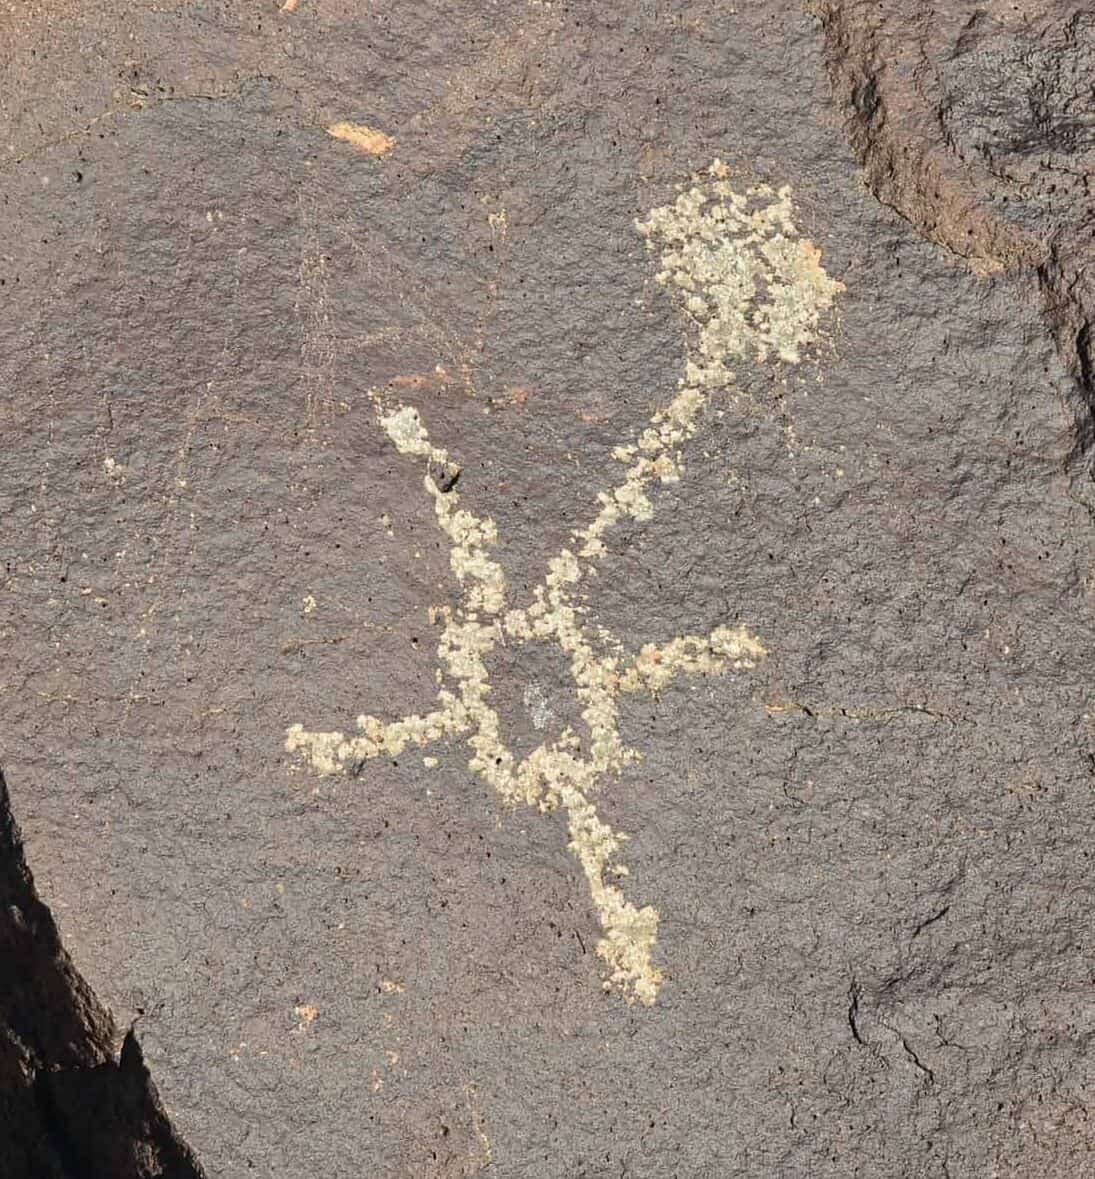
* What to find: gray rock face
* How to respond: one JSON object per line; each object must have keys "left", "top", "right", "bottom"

{"left": 2, "top": 2, "right": 1095, "bottom": 1176}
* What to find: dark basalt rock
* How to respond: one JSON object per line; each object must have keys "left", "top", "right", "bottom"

{"left": 0, "top": 769, "right": 203, "bottom": 1178}
{"left": 4, "top": 3, "right": 1095, "bottom": 1176}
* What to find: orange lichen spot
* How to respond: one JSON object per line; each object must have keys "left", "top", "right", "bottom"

{"left": 325, "top": 122, "right": 394, "bottom": 157}
{"left": 294, "top": 1004, "right": 319, "bottom": 1031}
{"left": 390, "top": 367, "right": 450, "bottom": 392}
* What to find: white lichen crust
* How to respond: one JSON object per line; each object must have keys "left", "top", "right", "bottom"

{"left": 286, "top": 162, "right": 842, "bottom": 1005}
{"left": 635, "top": 160, "right": 844, "bottom": 385}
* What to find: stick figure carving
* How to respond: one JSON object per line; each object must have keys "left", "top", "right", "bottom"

{"left": 286, "top": 162, "right": 843, "bottom": 1004}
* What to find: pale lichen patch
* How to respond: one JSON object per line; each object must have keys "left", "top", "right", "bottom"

{"left": 103, "top": 455, "right": 126, "bottom": 486}
{"left": 636, "top": 168, "right": 844, "bottom": 381}
{"left": 285, "top": 724, "right": 347, "bottom": 776}
{"left": 617, "top": 625, "right": 768, "bottom": 695}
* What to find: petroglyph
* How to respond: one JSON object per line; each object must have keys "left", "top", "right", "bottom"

{"left": 286, "top": 162, "right": 842, "bottom": 1004}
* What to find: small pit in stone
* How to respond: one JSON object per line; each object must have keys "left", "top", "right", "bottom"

{"left": 484, "top": 638, "right": 590, "bottom": 763}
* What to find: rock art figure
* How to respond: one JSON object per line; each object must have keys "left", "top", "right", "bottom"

{"left": 287, "top": 162, "right": 843, "bottom": 1004}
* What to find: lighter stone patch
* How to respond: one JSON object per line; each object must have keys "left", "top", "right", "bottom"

{"left": 103, "top": 455, "right": 126, "bottom": 486}
{"left": 523, "top": 683, "right": 555, "bottom": 732}
{"left": 286, "top": 162, "right": 842, "bottom": 1004}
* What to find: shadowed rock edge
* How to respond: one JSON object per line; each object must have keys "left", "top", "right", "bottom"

{"left": 0, "top": 768, "right": 206, "bottom": 1179}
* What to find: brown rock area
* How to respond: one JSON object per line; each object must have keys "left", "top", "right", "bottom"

{"left": 3, "top": 2, "right": 1095, "bottom": 1176}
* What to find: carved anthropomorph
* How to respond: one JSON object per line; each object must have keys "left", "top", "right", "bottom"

{"left": 287, "top": 162, "right": 843, "bottom": 1004}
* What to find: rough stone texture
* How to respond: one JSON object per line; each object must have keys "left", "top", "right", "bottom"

{"left": 0, "top": 769, "right": 204, "bottom": 1177}
{"left": 813, "top": 0, "right": 1095, "bottom": 502}
{"left": 3, "top": 2, "right": 1095, "bottom": 1176}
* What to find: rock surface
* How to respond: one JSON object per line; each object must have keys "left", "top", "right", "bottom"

{"left": 0, "top": 770, "right": 204, "bottom": 1177}
{"left": 2, "top": 2, "right": 1095, "bottom": 1175}
{"left": 814, "top": 0, "right": 1095, "bottom": 502}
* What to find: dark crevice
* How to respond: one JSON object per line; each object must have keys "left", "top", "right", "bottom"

{"left": 1076, "top": 321, "right": 1093, "bottom": 401}
{"left": 898, "top": 1035, "right": 936, "bottom": 1087}
{"left": 0, "top": 767, "right": 206, "bottom": 1179}
{"left": 847, "top": 979, "right": 866, "bottom": 1047}
{"left": 910, "top": 904, "right": 950, "bottom": 940}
